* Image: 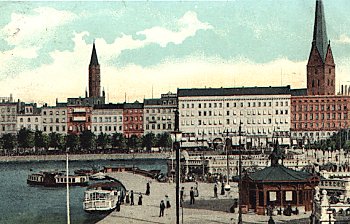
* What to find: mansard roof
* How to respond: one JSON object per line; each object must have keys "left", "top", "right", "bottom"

{"left": 291, "top": 88, "right": 307, "bottom": 96}
{"left": 93, "top": 103, "right": 124, "bottom": 110}
{"left": 312, "top": 0, "right": 329, "bottom": 62}
{"left": 89, "top": 42, "right": 99, "bottom": 66}
{"left": 177, "top": 86, "right": 291, "bottom": 97}
{"left": 123, "top": 101, "right": 143, "bottom": 109}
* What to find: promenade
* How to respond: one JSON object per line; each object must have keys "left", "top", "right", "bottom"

{"left": 99, "top": 172, "right": 310, "bottom": 224}
{"left": 0, "top": 152, "right": 168, "bottom": 163}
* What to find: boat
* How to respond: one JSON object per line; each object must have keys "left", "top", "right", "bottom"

{"left": 83, "top": 182, "right": 122, "bottom": 213}
{"left": 90, "top": 172, "right": 107, "bottom": 180}
{"left": 27, "top": 171, "right": 89, "bottom": 187}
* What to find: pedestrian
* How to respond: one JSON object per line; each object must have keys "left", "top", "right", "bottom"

{"left": 125, "top": 191, "right": 130, "bottom": 204}
{"left": 221, "top": 181, "right": 225, "bottom": 195}
{"left": 115, "top": 199, "right": 121, "bottom": 212}
{"left": 120, "top": 190, "right": 125, "bottom": 204}
{"left": 180, "top": 187, "right": 184, "bottom": 203}
{"left": 194, "top": 182, "right": 199, "bottom": 197}
{"left": 214, "top": 184, "right": 218, "bottom": 198}
{"left": 146, "top": 182, "right": 150, "bottom": 195}
{"left": 165, "top": 195, "right": 171, "bottom": 208}
{"left": 130, "top": 190, "right": 134, "bottom": 205}
{"left": 138, "top": 193, "right": 143, "bottom": 205}
{"left": 190, "top": 187, "right": 195, "bottom": 205}
{"left": 159, "top": 200, "right": 165, "bottom": 217}
{"left": 268, "top": 215, "right": 275, "bottom": 224}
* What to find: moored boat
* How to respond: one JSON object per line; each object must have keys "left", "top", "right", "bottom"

{"left": 27, "top": 171, "right": 89, "bottom": 187}
{"left": 83, "top": 182, "right": 122, "bottom": 213}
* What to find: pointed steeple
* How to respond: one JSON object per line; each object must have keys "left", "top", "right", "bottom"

{"left": 89, "top": 42, "right": 99, "bottom": 66}
{"left": 312, "top": 0, "right": 328, "bottom": 62}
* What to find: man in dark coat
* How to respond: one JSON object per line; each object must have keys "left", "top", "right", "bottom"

{"left": 159, "top": 200, "right": 165, "bottom": 217}
{"left": 146, "top": 182, "right": 150, "bottom": 195}
{"left": 190, "top": 187, "right": 195, "bottom": 205}
{"left": 221, "top": 181, "right": 225, "bottom": 195}
{"left": 180, "top": 187, "right": 184, "bottom": 205}
{"left": 138, "top": 193, "right": 143, "bottom": 205}
{"left": 214, "top": 184, "right": 218, "bottom": 198}
{"left": 130, "top": 190, "right": 134, "bottom": 205}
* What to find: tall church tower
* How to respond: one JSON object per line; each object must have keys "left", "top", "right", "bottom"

{"left": 89, "top": 42, "right": 101, "bottom": 98}
{"left": 307, "top": 0, "right": 335, "bottom": 96}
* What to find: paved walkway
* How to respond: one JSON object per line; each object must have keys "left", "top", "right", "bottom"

{"left": 98, "top": 172, "right": 310, "bottom": 224}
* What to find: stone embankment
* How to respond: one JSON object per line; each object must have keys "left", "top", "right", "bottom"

{"left": 0, "top": 153, "right": 169, "bottom": 163}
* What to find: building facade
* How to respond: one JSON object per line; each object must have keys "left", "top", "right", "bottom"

{"left": 92, "top": 104, "right": 123, "bottom": 135}
{"left": 67, "top": 106, "right": 92, "bottom": 134}
{"left": 0, "top": 102, "right": 18, "bottom": 135}
{"left": 123, "top": 102, "right": 144, "bottom": 138}
{"left": 17, "top": 103, "right": 42, "bottom": 131}
{"left": 178, "top": 86, "right": 291, "bottom": 148}
{"left": 144, "top": 92, "right": 177, "bottom": 135}
{"left": 41, "top": 105, "right": 68, "bottom": 134}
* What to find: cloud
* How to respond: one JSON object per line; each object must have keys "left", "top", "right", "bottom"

{"left": 1, "top": 7, "right": 76, "bottom": 47}
{"left": 136, "top": 11, "right": 213, "bottom": 47}
{"left": 335, "top": 34, "right": 350, "bottom": 44}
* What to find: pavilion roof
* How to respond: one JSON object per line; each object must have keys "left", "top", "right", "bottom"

{"left": 247, "top": 164, "right": 314, "bottom": 182}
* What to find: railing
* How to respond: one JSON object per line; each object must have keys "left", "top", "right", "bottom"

{"left": 83, "top": 200, "right": 112, "bottom": 210}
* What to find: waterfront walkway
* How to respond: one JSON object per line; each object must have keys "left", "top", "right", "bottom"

{"left": 0, "top": 152, "right": 168, "bottom": 163}
{"left": 99, "top": 172, "right": 310, "bottom": 224}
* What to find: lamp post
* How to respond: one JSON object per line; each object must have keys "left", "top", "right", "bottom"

{"left": 172, "top": 109, "right": 182, "bottom": 224}
{"left": 238, "top": 122, "right": 243, "bottom": 224}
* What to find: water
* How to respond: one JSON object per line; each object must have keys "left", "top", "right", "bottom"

{"left": 0, "top": 158, "right": 167, "bottom": 224}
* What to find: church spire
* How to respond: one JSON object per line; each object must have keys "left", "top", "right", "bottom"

{"left": 89, "top": 42, "right": 99, "bottom": 66}
{"left": 312, "top": 0, "right": 328, "bottom": 62}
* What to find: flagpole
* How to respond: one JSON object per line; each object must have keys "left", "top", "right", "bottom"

{"left": 66, "top": 152, "right": 70, "bottom": 224}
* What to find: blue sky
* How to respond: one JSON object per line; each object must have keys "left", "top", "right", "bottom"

{"left": 1, "top": 0, "right": 350, "bottom": 105}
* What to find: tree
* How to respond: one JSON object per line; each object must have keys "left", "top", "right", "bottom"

{"left": 80, "top": 130, "right": 95, "bottom": 151}
{"left": 2, "top": 133, "right": 16, "bottom": 153}
{"left": 142, "top": 133, "right": 156, "bottom": 152}
{"left": 127, "top": 134, "right": 141, "bottom": 150}
{"left": 96, "top": 132, "right": 110, "bottom": 150}
{"left": 66, "top": 133, "right": 79, "bottom": 152}
{"left": 158, "top": 132, "right": 172, "bottom": 150}
{"left": 17, "top": 128, "right": 35, "bottom": 150}
{"left": 111, "top": 132, "right": 125, "bottom": 148}
{"left": 34, "top": 130, "right": 48, "bottom": 150}
{"left": 48, "top": 132, "right": 63, "bottom": 150}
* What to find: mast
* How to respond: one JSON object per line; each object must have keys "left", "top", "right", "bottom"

{"left": 66, "top": 153, "right": 70, "bottom": 224}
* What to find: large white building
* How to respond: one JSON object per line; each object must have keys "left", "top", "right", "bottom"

{"left": 17, "top": 103, "right": 42, "bottom": 131}
{"left": 41, "top": 104, "right": 68, "bottom": 135}
{"left": 177, "top": 86, "right": 292, "bottom": 148}
{"left": 144, "top": 92, "right": 177, "bottom": 135}
{"left": 91, "top": 104, "right": 123, "bottom": 135}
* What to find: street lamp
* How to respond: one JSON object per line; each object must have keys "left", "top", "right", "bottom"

{"left": 171, "top": 109, "right": 182, "bottom": 224}
{"left": 224, "top": 130, "right": 231, "bottom": 192}
{"left": 238, "top": 122, "right": 243, "bottom": 224}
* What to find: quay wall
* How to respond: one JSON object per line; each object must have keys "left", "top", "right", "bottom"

{"left": 0, "top": 153, "right": 169, "bottom": 163}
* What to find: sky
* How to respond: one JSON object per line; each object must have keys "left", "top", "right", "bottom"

{"left": 1, "top": 0, "right": 350, "bottom": 105}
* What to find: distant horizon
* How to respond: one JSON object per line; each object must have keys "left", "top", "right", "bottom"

{"left": 1, "top": 0, "right": 350, "bottom": 106}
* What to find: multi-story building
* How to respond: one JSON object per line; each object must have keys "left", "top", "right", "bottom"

{"left": 178, "top": 86, "right": 291, "bottom": 148}
{"left": 92, "top": 103, "right": 123, "bottom": 135}
{"left": 123, "top": 101, "right": 144, "bottom": 138}
{"left": 17, "top": 103, "right": 42, "bottom": 131}
{"left": 290, "top": 0, "right": 350, "bottom": 145}
{"left": 41, "top": 104, "right": 68, "bottom": 134}
{"left": 144, "top": 92, "right": 177, "bottom": 135}
{"left": 67, "top": 105, "right": 92, "bottom": 134}
{"left": 0, "top": 97, "right": 18, "bottom": 135}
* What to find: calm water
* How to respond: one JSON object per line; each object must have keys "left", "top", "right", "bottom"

{"left": 0, "top": 158, "right": 167, "bottom": 224}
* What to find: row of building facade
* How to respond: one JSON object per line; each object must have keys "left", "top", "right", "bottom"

{"left": 1, "top": 0, "right": 349, "bottom": 148}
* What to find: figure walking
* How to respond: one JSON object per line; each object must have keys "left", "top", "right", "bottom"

{"left": 138, "top": 193, "right": 143, "bottom": 205}
{"left": 165, "top": 195, "right": 171, "bottom": 208}
{"left": 130, "top": 190, "right": 134, "bottom": 205}
{"left": 214, "top": 184, "right": 218, "bottom": 198}
{"left": 159, "top": 200, "right": 165, "bottom": 217}
{"left": 180, "top": 187, "right": 184, "bottom": 205}
{"left": 125, "top": 191, "right": 130, "bottom": 204}
{"left": 190, "top": 187, "right": 195, "bottom": 205}
{"left": 115, "top": 199, "right": 121, "bottom": 212}
{"left": 221, "top": 181, "right": 225, "bottom": 195}
{"left": 146, "top": 182, "right": 150, "bottom": 195}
